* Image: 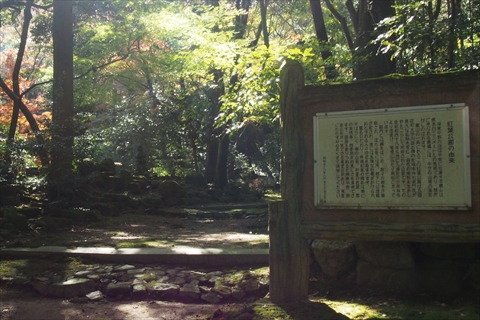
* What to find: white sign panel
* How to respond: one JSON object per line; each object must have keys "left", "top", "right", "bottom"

{"left": 314, "top": 104, "right": 471, "bottom": 210}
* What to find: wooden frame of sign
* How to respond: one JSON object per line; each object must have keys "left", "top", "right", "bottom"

{"left": 268, "top": 61, "right": 480, "bottom": 303}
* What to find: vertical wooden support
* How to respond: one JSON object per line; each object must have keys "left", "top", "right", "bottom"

{"left": 269, "top": 60, "right": 310, "bottom": 303}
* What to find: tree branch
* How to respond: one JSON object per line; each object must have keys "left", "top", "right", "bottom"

{"left": 345, "top": 0, "right": 358, "bottom": 36}
{"left": 9, "top": 0, "right": 33, "bottom": 141}
{"left": 324, "top": 0, "right": 354, "bottom": 51}
{"left": 249, "top": 22, "right": 263, "bottom": 47}
{"left": 0, "top": 1, "right": 52, "bottom": 10}
{"left": 0, "top": 77, "right": 40, "bottom": 132}
{"left": 21, "top": 43, "right": 136, "bottom": 98}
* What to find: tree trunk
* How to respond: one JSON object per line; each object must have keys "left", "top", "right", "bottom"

{"left": 309, "top": 0, "right": 337, "bottom": 79}
{"left": 259, "top": 0, "right": 269, "bottom": 47}
{"left": 50, "top": 0, "right": 74, "bottom": 199}
{"left": 8, "top": 0, "right": 33, "bottom": 142}
{"left": 214, "top": 134, "right": 229, "bottom": 189}
{"left": 353, "top": 0, "right": 396, "bottom": 79}
{"left": 205, "top": 69, "right": 223, "bottom": 183}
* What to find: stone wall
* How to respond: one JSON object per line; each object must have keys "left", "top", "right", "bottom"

{"left": 311, "top": 240, "right": 480, "bottom": 298}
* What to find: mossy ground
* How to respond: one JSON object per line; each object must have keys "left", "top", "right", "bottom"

{"left": 221, "top": 295, "right": 480, "bottom": 320}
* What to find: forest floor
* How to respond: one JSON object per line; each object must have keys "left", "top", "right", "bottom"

{"left": 4, "top": 205, "right": 270, "bottom": 250}
{"left": 1, "top": 203, "right": 480, "bottom": 319}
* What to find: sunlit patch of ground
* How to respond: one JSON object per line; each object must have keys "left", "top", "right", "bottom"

{"left": 11, "top": 212, "right": 269, "bottom": 249}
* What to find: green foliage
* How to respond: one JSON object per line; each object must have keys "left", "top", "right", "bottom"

{"left": 3, "top": 0, "right": 479, "bottom": 187}
{"left": 375, "top": 0, "right": 480, "bottom": 74}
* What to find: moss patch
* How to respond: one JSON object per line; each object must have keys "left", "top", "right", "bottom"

{"left": 319, "top": 297, "right": 480, "bottom": 320}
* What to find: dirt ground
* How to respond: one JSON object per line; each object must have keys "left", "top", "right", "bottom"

{"left": 1, "top": 212, "right": 269, "bottom": 320}
{"left": 9, "top": 210, "right": 269, "bottom": 250}
{"left": 0, "top": 298, "right": 246, "bottom": 320}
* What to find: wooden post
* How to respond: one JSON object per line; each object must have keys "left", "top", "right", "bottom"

{"left": 269, "top": 60, "right": 310, "bottom": 303}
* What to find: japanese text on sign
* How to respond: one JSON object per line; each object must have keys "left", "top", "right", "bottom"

{"left": 314, "top": 104, "right": 471, "bottom": 210}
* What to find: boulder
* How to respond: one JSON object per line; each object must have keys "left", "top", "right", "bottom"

{"left": 32, "top": 278, "right": 95, "bottom": 299}
{"left": 148, "top": 282, "right": 179, "bottom": 299}
{"left": 355, "top": 241, "right": 415, "bottom": 269}
{"left": 179, "top": 283, "right": 201, "bottom": 300}
{"left": 201, "top": 291, "right": 223, "bottom": 304}
{"left": 356, "top": 260, "right": 419, "bottom": 293}
{"left": 86, "top": 290, "right": 104, "bottom": 301}
{"left": 311, "top": 240, "right": 356, "bottom": 278}
{"left": 106, "top": 282, "right": 131, "bottom": 298}
{"left": 231, "top": 286, "right": 246, "bottom": 300}
{"left": 132, "top": 284, "right": 148, "bottom": 300}
{"left": 158, "top": 180, "right": 184, "bottom": 207}
{"left": 212, "top": 284, "right": 231, "bottom": 299}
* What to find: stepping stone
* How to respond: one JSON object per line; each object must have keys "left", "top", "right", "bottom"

{"left": 231, "top": 286, "right": 246, "bottom": 300}
{"left": 106, "top": 282, "right": 131, "bottom": 297}
{"left": 212, "top": 285, "right": 231, "bottom": 299}
{"left": 171, "top": 277, "right": 186, "bottom": 285}
{"left": 201, "top": 291, "right": 223, "bottom": 304}
{"left": 86, "top": 290, "right": 104, "bottom": 301}
{"left": 132, "top": 284, "right": 148, "bottom": 300}
{"left": 32, "top": 278, "right": 95, "bottom": 299}
{"left": 114, "top": 264, "right": 136, "bottom": 271}
{"left": 132, "top": 278, "right": 145, "bottom": 285}
{"left": 148, "top": 283, "right": 179, "bottom": 299}
{"left": 127, "top": 268, "right": 146, "bottom": 275}
{"left": 74, "top": 271, "right": 91, "bottom": 278}
{"left": 239, "top": 279, "right": 259, "bottom": 293}
{"left": 208, "top": 276, "right": 220, "bottom": 284}
{"left": 179, "top": 283, "right": 200, "bottom": 300}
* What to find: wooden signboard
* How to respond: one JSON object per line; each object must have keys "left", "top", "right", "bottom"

{"left": 268, "top": 61, "right": 480, "bottom": 303}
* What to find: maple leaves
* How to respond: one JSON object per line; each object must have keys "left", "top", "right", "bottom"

{"left": 0, "top": 51, "right": 51, "bottom": 137}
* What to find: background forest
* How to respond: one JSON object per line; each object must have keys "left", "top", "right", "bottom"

{"left": 1, "top": 0, "right": 479, "bottom": 197}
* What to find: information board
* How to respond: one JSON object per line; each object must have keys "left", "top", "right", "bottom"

{"left": 313, "top": 104, "right": 471, "bottom": 210}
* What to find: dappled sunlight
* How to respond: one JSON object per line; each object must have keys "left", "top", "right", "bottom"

{"left": 110, "top": 235, "right": 146, "bottom": 240}
{"left": 18, "top": 211, "right": 269, "bottom": 249}
{"left": 189, "top": 232, "right": 268, "bottom": 245}
{"left": 319, "top": 299, "right": 383, "bottom": 319}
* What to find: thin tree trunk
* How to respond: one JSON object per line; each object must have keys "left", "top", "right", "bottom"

{"left": 214, "top": 134, "right": 229, "bottom": 189}
{"left": 259, "top": 0, "right": 269, "bottom": 47}
{"left": 324, "top": 0, "right": 354, "bottom": 51}
{"left": 309, "top": 0, "right": 337, "bottom": 79}
{"left": 447, "top": 0, "right": 457, "bottom": 69}
{"left": 8, "top": 0, "right": 33, "bottom": 142}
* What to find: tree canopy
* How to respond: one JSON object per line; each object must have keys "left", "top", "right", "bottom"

{"left": 1, "top": 0, "right": 478, "bottom": 188}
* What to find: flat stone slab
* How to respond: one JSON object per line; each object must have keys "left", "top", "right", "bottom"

{"left": 0, "top": 246, "right": 268, "bottom": 266}
{"left": 188, "top": 202, "right": 267, "bottom": 211}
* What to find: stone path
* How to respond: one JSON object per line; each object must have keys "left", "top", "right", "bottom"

{"left": 3, "top": 261, "right": 270, "bottom": 304}
{"left": 1, "top": 246, "right": 268, "bottom": 265}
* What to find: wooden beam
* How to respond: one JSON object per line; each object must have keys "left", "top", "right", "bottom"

{"left": 268, "top": 60, "right": 310, "bottom": 303}
{"left": 301, "top": 222, "right": 480, "bottom": 243}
